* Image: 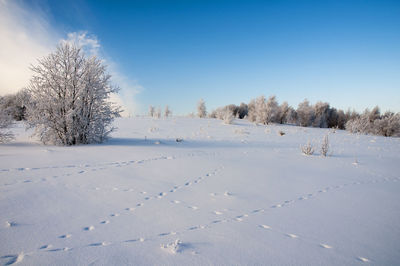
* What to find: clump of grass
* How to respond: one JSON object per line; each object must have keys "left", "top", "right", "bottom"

{"left": 301, "top": 141, "right": 314, "bottom": 155}
{"left": 320, "top": 134, "right": 329, "bottom": 157}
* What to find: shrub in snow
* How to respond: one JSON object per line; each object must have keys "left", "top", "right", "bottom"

{"left": 26, "top": 43, "right": 121, "bottom": 145}
{"left": 345, "top": 107, "right": 400, "bottom": 137}
{"left": 0, "top": 109, "right": 14, "bottom": 143}
{"left": 164, "top": 105, "right": 171, "bottom": 117}
{"left": 223, "top": 110, "right": 234, "bottom": 124}
{"left": 320, "top": 134, "right": 329, "bottom": 157}
{"left": 301, "top": 141, "right": 314, "bottom": 155}
{"left": 197, "top": 99, "right": 207, "bottom": 118}
{"left": 372, "top": 112, "right": 400, "bottom": 137}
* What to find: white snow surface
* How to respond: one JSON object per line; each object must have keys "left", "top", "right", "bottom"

{"left": 1, "top": 117, "right": 400, "bottom": 265}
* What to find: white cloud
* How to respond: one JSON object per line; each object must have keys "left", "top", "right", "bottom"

{"left": 0, "top": 1, "right": 141, "bottom": 117}
{"left": 0, "top": 0, "right": 58, "bottom": 95}
{"left": 62, "top": 31, "right": 101, "bottom": 56}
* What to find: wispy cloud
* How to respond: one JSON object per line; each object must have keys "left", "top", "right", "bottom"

{"left": 0, "top": 0, "right": 58, "bottom": 95}
{"left": 0, "top": 1, "right": 141, "bottom": 116}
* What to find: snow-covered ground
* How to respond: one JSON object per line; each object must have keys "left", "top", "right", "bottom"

{"left": 1, "top": 117, "right": 399, "bottom": 265}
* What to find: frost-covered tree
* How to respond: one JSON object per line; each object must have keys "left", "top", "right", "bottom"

{"left": 297, "top": 99, "right": 314, "bottom": 127}
{"left": 265, "top": 95, "right": 279, "bottom": 124}
{"left": 149, "top": 105, "right": 155, "bottom": 117}
{"left": 286, "top": 107, "right": 297, "bottom": 124}
{"left": 26, "top": 43, "right": 121, "bottom": 145}
{"left": 0, "top": 90, "right": 31, "bottom": 121}
{"left": 372, "top": 112, "right": 400, "bottom": 137}
{"left": 277, "top": 101, "right": 289, "bottom": 124}
{"left": 254, "top": 95, "right": 267, "bottom": 124}
{"left": 346, "top": 107, "right": 400, "bottom": 137}
{"left": 0, "top": 108, "right": 14, "bottom": 143}
{"left": 237, "top": 103, "right": 248, "bottom": 119}
{"left": 164, "top": 105, "right": 171, "bottom": 118}
{"left": 312, "top": 101, "right": 330, "bottom": 128}
{"left": 154, "top": 107, "right": 161, "bottom": 119}
{"left": 247, "top": 99, "right": 257, "bottom": 122}
{"left": 197, "top": 99, "right": 207, "bottom": 118}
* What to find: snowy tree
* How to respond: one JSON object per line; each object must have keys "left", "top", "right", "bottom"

{"left": 0, "top": 90, "right": 31, "bottom": 121}
{"left": 297, "top": 99, "right": 314, "bottom": 127}
{"left": 277, "top": 101, "right": 289, "bottom": 124}
{"left": 154, "top": 107, "right": 161, "bottom": 119}
{"left": 164, "top": 105, "right": 171, "bottom": 118}
{"left": 149, "top": 105, "right": 155, "bottom": 117}
{"left": 197, "top": 99, "right": 207, "bottom": 118}
{"left": 373, "top": 112, "right": 400, "bottom": 137}
{"left": 286, "top": 107, "right": 297, "bottom": 124}
{"left": 237, "top": 103, "right": 248, "bottom": 119}
{"left": 254, "top": 95, "right": 267, "bottom": 124}
{"left": 312, "top": 101, "right": 330, "bottom": 128}
{"left": 247, "top": 99, "right": 257, "bottom": 122}
{"left": 265, "top": 95, "right": 279, "bottom": 124}
{"left": 346, "top": 107, "right": 400, "bottom": 137}
{"left": 0, "top": 107, "right": 14, "bottom": 143}
{"left": 26, "top": 43, "right": 121, "bottom": 145}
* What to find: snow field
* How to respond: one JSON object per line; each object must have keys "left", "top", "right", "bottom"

{"left": 1, "top": 117, "right": 399, "bottom": 265}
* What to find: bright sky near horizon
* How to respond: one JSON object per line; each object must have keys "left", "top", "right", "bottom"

{"left": 1, "top": 0, "right": 399, "bottom": 115}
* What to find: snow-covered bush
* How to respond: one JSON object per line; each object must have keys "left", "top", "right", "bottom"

{"left": 320, "top": 135, "right": 329, "bottom": 157}
{"left": 222, "top": 110, "right": 234, "bottom": 124}
{"left": 372, "top": 112, "right": 400, "bottom": 137}
{"left": 345, "top": 107, "right": 400, "bottom": 137}
{"left": 197, "top": 99, "right": 207, "bottom": 118}
{"left": 301, "top": 141, "right": 314, "bottom": 155}
{"left": 26, "top": 43, "right": 121, "bottom": 145}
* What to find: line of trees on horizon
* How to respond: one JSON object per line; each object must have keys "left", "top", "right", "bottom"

{"left": 206, "top": 95, "right": 400, "bottom": 137}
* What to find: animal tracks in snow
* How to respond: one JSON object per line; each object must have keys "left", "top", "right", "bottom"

{"left": 0, "top": 253, "right": 24, "bottom": 265}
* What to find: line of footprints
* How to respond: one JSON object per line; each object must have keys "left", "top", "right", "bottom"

{"left": 0, "top": 151, "right": 219, "bottom": 188}
{"left": 4, "top": 174, "right": 399, "bottom": 265}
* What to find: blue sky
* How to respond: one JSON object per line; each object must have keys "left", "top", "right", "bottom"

{"left": 2, "top": 0, "right": 400, "bottom": 115}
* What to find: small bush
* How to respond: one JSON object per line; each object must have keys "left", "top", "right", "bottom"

{"left": 320, "top": 135, "right": 329, "bottom": 157}
{"left": 301, "top": 141, "right": 314, "bottom": 155}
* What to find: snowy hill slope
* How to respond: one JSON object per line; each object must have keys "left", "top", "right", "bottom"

{"left": 1, "top": 117, "right": 399, "bottom": 265}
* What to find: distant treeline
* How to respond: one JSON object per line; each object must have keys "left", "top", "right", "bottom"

{"left": 208, "top": 95, "right": 400, "bottom": 137}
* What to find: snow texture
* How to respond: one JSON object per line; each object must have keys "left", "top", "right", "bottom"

{"left": 1, "top": 117, "right": 399, "bottom": 265}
